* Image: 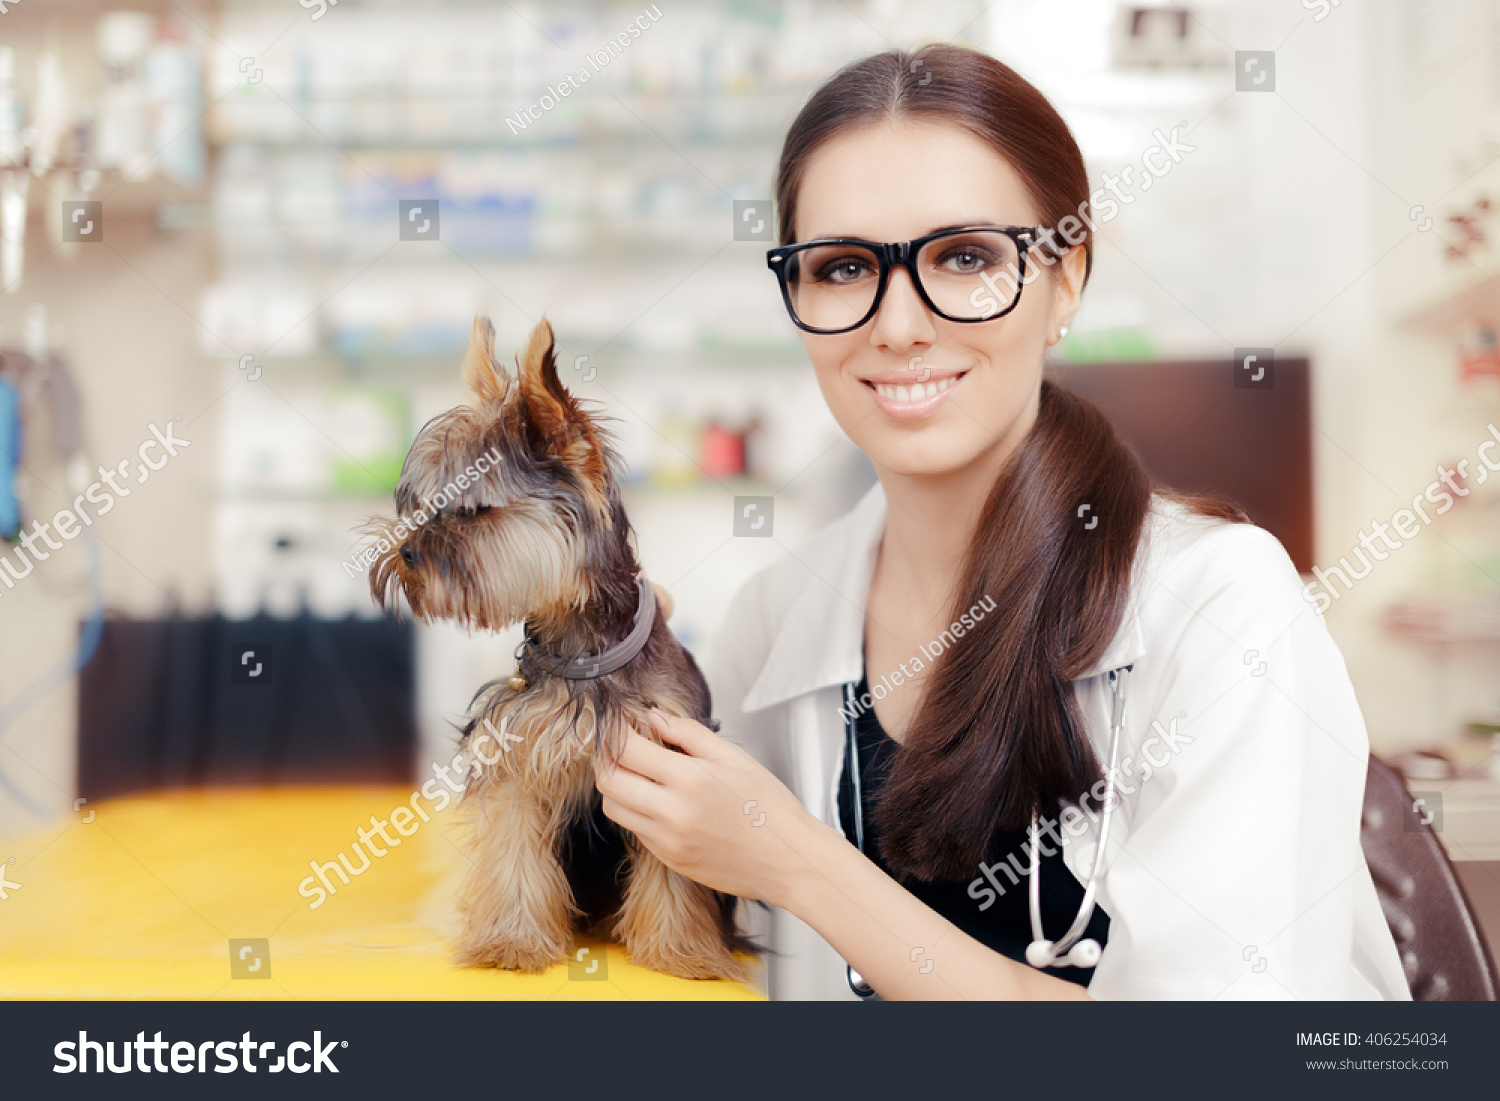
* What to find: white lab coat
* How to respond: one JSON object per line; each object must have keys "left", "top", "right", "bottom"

{"left": 706, "top": 482, "right": 1411, "bottom": 1000}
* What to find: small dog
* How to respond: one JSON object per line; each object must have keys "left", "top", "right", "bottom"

{"left": 370, "top": 316, "right": 750, "bottom": 981}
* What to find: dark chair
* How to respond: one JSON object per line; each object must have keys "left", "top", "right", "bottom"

{"left": 1361, "top": 755, "right": 1499, "bottom": 1000}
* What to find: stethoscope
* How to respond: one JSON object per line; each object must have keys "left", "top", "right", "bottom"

{"left": 841, "top": 665, "right": 1132, "bottom": 998}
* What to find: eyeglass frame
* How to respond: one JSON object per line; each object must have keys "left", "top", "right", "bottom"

{"left": 765, "top": 224, "right": 1050, "bottom": 335}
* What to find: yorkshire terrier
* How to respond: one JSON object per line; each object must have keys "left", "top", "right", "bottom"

{"left": 370, "top": 317, "right": 750, "bottom": 981}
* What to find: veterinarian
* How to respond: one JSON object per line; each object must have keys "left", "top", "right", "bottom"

{"left": 594, "top": 44, "right": 1409, "bottom": 1001}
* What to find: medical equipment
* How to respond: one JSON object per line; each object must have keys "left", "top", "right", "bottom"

{"left": 841, "top": 665, "right": 1133, "bottom": 997}
{"left": 842, "top": 679, "right": 877, "bottom": 998}
{"left": 0, "top": 374, "right": 18, "bottom": 538}
{"left": 2, "top": 17, "right": 188, "bottom": 297}
{"left": 0, "top": 307, "right": 103, "bottom": 818}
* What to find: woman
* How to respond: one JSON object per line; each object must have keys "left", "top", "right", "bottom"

{"left": 595, "top": 44, "right": 1409, "bottom": 1001}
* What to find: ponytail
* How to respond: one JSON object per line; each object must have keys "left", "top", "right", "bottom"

{"left": 874, "top": 382, "right": 1244, "bottom": 881}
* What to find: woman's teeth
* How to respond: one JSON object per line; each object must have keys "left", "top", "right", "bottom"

{"left": 873, "top": 375, "right": 961, "bottom": 404}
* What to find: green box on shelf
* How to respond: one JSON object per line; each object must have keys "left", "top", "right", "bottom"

{"left": 1059, "top": 328, "right": 1158, "bottom": 364}
{"left": 328, "top": 385, "right": 410, "bottom": 496}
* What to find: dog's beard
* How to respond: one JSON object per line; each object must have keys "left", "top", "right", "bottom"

{"left": 369, "top": 500, "right": 590, "bottom": 631}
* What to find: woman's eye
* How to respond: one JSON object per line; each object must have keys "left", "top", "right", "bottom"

{"left": 936, "top": 247, "right": 997, "bottom": 273}
{"left": 814, "top": 257, "right": 875, "bottom": 284}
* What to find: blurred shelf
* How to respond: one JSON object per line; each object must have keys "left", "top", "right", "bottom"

{"left": 1398, "top": 180, "right": 1500, "bottom": 335}
{"left": 207, "top": 91, "right": 805, "bottom": 149}
{"left": 1389, "top": 775, "right": 1500, "bottom": 860}
{"left": 215, "top": 491, "right": 393, "bottom": 503}
{"left": 625, "top": 476, "right": 777, "bottom": 497}
{"left": 36, "top": 174, "right": 209, "bottom": 221}
{"left": 209, "top": 91, "right": 806, "bottom": 105}
{"left": 160, "top": 206, "right": 778, "bottom": 261}
{"left": 1385, "top": 592, "right": 1500, "bottom": 642}
{"left": 1050, "top": 72, "right": 1230, "bottom": 111}
{"left": 212, "top": 345, "right": 806, "bottom": 373}
{"left": 202, "top": 131, "right": 788, "bottom": 151}
{"left": 217, "top": 0, "right": 783, "bottom": 8}
{"left": 1403, "top": 266, "right": 1500, "bottom": 337}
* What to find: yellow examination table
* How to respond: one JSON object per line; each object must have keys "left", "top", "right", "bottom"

{"left": 0, "top": 786, "right": 762, "bottom": 1000}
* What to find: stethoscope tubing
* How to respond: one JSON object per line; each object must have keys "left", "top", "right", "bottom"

{"left": 1027, "top": 665, "right": 1130, "bottom": 967}
{"left": 841, "top": 666, "right": 1132, "bottom": 997}
{"left": 843, "top": 681, "right": 877, "bottom": 997}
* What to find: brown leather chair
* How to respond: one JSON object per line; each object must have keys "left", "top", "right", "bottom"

{"left": 1362, "top": 755, "right": 1499, "bottom": 1000}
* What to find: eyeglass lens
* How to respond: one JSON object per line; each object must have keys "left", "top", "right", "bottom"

{"left": 783, "top": 230, "right": 1023, "bottom": 331}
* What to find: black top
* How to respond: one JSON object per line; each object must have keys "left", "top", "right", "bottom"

{"left": 836, "top": 673, "right": 1110, "bottom": 988}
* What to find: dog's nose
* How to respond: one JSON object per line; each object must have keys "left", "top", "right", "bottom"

{"left": 400, "top": 543, "right": 417, "bottom": 566}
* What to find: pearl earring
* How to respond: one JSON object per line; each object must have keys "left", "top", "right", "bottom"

{"left": 1059, "top": 325, "right": 1069, "bottom": 339}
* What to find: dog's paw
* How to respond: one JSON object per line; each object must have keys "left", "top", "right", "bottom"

{"left": 625, "top": 942, "right": 747, "bottom": 983}
{"left": 454, "top": 937, "right": 567, "bottom": 974}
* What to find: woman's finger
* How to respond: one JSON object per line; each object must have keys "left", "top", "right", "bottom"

{"left": 594, "top": 750, "right": 670, "bottom": 814}
{"left": 616, "top": 724, "right": 694, "bottom": 783}
{"left": 646, "top": 709, "right": 723, "bottom": 758}
{"left": 598, "top": 794, "right": 656, "bottom": 839}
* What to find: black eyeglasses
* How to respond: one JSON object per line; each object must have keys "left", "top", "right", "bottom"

{"left": 766, "top": 225, "right": 1046, "bottom": 335}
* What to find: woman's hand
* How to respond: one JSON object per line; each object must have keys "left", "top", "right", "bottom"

{"left": 595, "top": 711, "right": 1087, "bottom": 999}
{"left": 593, "top": 709, "right": 822, "bottom": 906}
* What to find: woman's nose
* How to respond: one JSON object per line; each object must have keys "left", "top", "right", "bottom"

{"left": 871, "top": 268, "right": 938, "bottom": 351}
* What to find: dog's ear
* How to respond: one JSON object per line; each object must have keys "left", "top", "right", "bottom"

{"left": 461, "top": 317, "right": 509, "bottom": 405}
{"left": 514, "top": 317, "right": 611, "bottom": 522}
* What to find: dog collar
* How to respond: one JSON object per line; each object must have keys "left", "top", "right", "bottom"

{"left": 523, "top": 576, "right": 656, "bottom": 681}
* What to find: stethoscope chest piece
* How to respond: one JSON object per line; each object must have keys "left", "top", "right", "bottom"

{"left": 846, "top": 965, "right": 875, "bottom": 998}
{"left": 1025, "top": 936, "right": 1103, "bottom": 970}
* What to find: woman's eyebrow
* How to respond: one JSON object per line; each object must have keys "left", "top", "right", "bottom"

{"left": 802, "top": 220, "right": 1006, "bottom": 240}
{"left": 925, "top": 220, "right": 1004, "bottom": 234}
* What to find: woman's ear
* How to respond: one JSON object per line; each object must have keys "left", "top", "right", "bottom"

{"left": 1047, "top": 246, "right": 1088, "bottom": 345}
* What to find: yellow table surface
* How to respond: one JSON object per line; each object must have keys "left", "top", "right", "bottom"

{"left": 0, "top": 785, "right": 762, "bottom": 1000}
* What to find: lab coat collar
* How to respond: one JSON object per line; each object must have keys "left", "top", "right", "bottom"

{"left": 739, "top": 481, "right": 1148, "bottom": 714}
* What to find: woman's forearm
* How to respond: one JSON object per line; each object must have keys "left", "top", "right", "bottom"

{"left": 592, "top": 715, "right": 1091, "bottom": 999}
{"left": 775, "top": 816, "right": 1092, "bottom": 1001}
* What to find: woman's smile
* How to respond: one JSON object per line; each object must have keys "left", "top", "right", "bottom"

{"left": 860, "top": 368, "right": 970, "bottom": 420}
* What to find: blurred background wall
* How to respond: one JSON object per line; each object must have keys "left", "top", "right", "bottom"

{"left": 1, "top": 0, "right": 1499, "bottom": 843}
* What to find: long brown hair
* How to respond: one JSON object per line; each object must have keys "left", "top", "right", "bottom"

{"left": 774, "top": 45, "right": 1247, "bottom": 881}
